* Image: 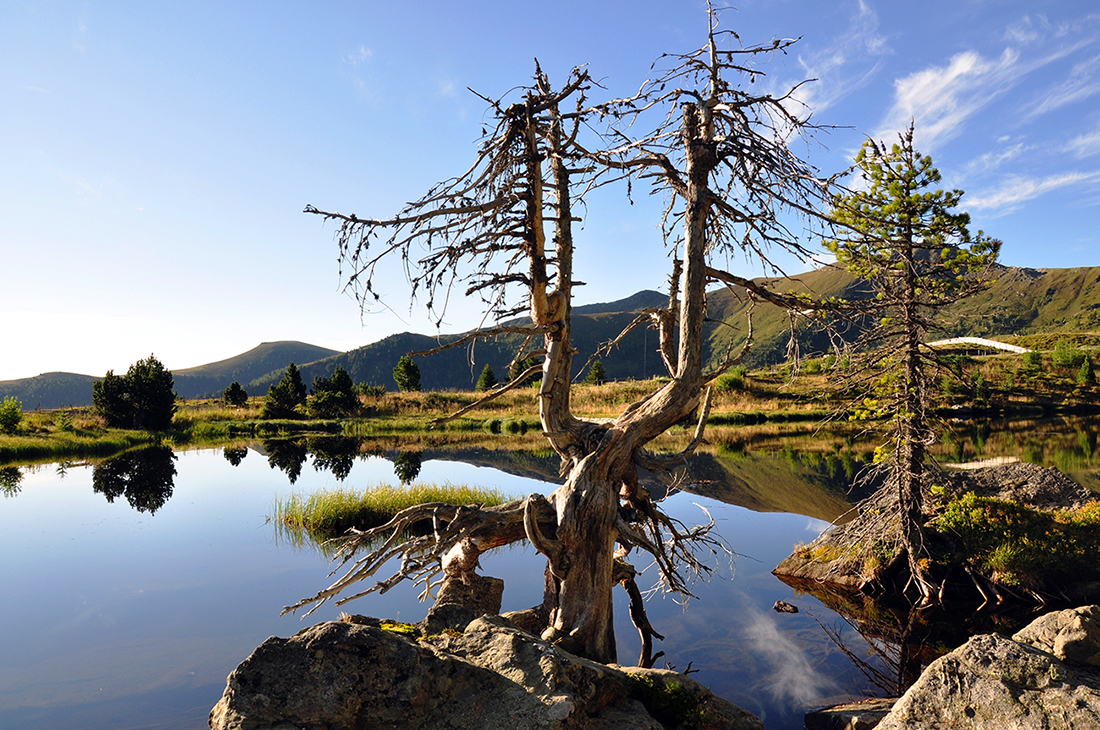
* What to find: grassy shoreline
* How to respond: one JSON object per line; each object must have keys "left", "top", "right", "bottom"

{"left": 2, "top": 352, "right": 1096, "bottom": 467}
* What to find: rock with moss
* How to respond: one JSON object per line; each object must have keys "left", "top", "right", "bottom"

{"left": 774, "top": 462, "right": 1099, "bottom": 600}
{"left": 209, "top": 613, "right": 762, "bottom": 730}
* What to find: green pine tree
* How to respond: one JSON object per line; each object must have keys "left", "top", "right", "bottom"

{"left": 1078, "top": 357, "right": 1096, "bottom": 387}
{"left": 475, "top": 364, "right": 498, "bottom": 392}
{"left": 584, "top": 360, "right": 607, "bottom": 386}
{"left": 393, "top": 355, "right": 422, "bottom": 392}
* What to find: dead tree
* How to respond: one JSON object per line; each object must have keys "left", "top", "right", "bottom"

{"left": 293, "top": 13, "right": 828, "bottom": 665}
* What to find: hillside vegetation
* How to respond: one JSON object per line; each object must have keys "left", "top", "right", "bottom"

{"left": 4, "top": 266, "right": 1100, "bottom": 410}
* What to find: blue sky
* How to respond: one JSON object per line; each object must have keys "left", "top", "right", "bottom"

{"left": 3, "top": 1, "right": 1098, "bottom": 382}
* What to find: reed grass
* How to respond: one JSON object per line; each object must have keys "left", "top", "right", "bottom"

{"left": 272, "top": 482, "right": 514, "bottom": 542}
{"left": 0, "top": 430, "right": 157, "bottom": 465}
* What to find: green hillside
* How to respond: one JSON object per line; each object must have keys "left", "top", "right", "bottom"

{"left": 701, "top": 264, "right": 1100, "bottom": 366}
{"left": 0, "top": 372, "right": 99, "bottom": 411}
{"left": 173, "top": 341, "right": 340, "bottom": 398}
{"left": 7, "top": 266, "right": 1100, "bottom": 409}
{"left": 248, "top": 292, "right": 674, "bottom": 393}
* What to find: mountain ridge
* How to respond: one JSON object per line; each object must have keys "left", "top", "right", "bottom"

{"left": 4, "top": 266, "right": 1099, "bottom": 409}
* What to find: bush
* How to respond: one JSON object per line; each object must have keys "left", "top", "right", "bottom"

{"left": 393, "top": 355, "right": 422, "bottom": 392}
{"left": 1053, "top": 338, "right": 1087, "bottom": 369}
{"left": 223, "top": 381, "right": 248, "bottom": 407}
{"left": 0, "top": 396, "right": 23, "bottom": 434}
{"left": 1021, "top": 350, "right": 1043, "bottom": 373}
{"left": 357, "top": 383, "right": 386, "bottom": 398}
{"left": 714, "top": 366, "right": 746, "bottom": 392}
{"left": 263, "top": 363, "right": 307, "bottom": 419}
{"left": 476, "top": 364, "right": 498, "bottom": 392}
{"left": 1079, "top": 358, "right": 1097, "bottom": 387}
{"left": 931, "top": 493, "right": 1100, "bottom": 590}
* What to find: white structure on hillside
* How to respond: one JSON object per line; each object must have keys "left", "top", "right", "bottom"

{"left": 925, "top": 337, "right": 1028, "bottom": 354}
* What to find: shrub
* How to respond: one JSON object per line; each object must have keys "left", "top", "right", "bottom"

{"left": 1052, "top": 338, "right": 1086, "bottom": 369}
{"left": 357, "top": 383, "right": 386, "bottom": 398}
{"left": 125, "top": 356, "right": 178, "bottom": 430}
{"left": 931, "top": 493, "right": 1100, "bottom": 590}
{"left": 92, "top": 355, "right": 177, "bottom": 430}
{"left": 223, "top": 381, "right": 248, "bottom": 407}
{"left": 1021, "top": 350, "right": 1043, "bottom": 373}
{"left": 1078, "top": 358, "right": 1096, "bottom": 387}
{"left": 309, "top": 366, "right": 359, "bottom": 418}
{"left": 0, "top": 396, "right": 23, "bottom": 434}
{"left": 714, "top": 366, "right": 746, "bottom": 392}
{"left": 393, "top": 355, "right": 422, "bottom": 392}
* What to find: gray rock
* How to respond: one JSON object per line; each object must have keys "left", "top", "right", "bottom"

{"left": 210, "top": 614, "right": 763, "bottom": 730}
{"left": 1013, "top": 604, "right": 1100, "bottom": 666}
{"left": 805, "top": 698, "right": 895, "bottom": 730}
{"left": 876, "top": 606, "right": 1100, "bottom": 730}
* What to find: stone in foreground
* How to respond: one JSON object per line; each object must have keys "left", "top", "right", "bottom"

{"left": 875, "top": 605, "right": 1100, "bottom": 729}
{"left": 209, "top": 614, "right": 762, "bottom": 730}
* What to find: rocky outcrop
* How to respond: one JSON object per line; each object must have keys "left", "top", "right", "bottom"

{"left": 874, "top": 605, "right": 1100, "bottom": 729}
{"left": 209, "top": 613, "right": 763, "bottom": 730}
{"left": 774, "top": 462, "right": 1096, "bottom": 592}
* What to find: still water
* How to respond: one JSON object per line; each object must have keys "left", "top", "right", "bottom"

{"left": 1, "top": 418, "right": 1096, "bottom": 729}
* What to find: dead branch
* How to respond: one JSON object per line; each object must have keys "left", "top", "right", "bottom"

{"left": 407, "top": 324, "right": 554, "bottom": 358}
{"left": 429, "top": 363, "right": 544, "bottom": 427}
{"left": 281, "top": 498, "right": 557, "bottom": 618}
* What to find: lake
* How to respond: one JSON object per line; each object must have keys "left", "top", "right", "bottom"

{"left": 2, "top": 416, "right": 1098, "bottom": 729}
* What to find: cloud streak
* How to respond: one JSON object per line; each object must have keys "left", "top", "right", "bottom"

{"left": 785, "top": 0, "right": 889, "bottom": 115}
{"left": 967, "top": 170, "right": 1100, "bottom": 212}
{"left": 744, "top": 608, "right": 839, "bottom": 708}
{"left": 875, "top": 49, "right": 1023, "bottom": 150}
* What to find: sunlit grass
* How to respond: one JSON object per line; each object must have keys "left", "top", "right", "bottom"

{"left": 272, "top": 482, "right": 515, "bottom": 546}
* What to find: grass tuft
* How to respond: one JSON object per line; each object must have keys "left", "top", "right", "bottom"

{"left": 272, "top": 482, "right": 514, "bottom": 543}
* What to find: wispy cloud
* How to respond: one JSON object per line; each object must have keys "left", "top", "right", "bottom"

{"left": 437, "top": 79, "right": 458, "bottom": 98}
{"left": 966, "top": 141, "right": 1031, "bottom": 173}
{"left": 1025, "top": 52, "right": 1100, "bottom": 119}
{"left": 787, "top": 0, "right": 889, "bottom": 114}
{"left": 342, "top": 45, "right": 373, "bottom": 67}
{"left": 744, "top": 608, "right": 839, "bottom": 708}
{"left": 876, "top": 49, "right": 1023, "bottom": 150}
{"left": 1066, "top": 125, "right": 1100, "bottom": 158}
{"left": 967, "top": 170, "right": 1100, "bottom": 212}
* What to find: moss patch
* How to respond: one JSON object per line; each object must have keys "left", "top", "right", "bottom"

{"left": 624, "top": 673, "right": 706, "bottom": 729}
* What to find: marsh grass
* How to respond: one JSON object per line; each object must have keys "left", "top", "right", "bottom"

{"left": 0, "top": 429, "right": 156, "bottom": 465}
{"left": 272, "top": 482, "right": 515, "bottom": 548}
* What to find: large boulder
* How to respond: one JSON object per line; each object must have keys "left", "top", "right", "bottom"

{"left": 209, "top": 614, "right": 762, "bottom": 730}
{"left": 875, "top": 605, "right": 1100, "bottom": 729}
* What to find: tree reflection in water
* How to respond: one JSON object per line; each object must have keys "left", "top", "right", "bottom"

{"left": 223, "top": 446, "right": 248, "bottom": 466}
{"left": 0, "top": 465, "right": 22, "bottom": 497}
{"left": 92, "top": 445, "right": 178, "bottom": 514}
{"left": 308, "top": 436, "right": 359, "bottom": 482}
{"left": 779, "top": 575, "right": 1038, "bottom": 698}
{"left": 393, "top": 451, "right": 422, "bottom": 484}
{"left": 262, "top": 439, "right": 308, "bottom": 483}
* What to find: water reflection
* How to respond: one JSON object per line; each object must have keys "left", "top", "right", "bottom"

{"left": 393, "top": 450, "right": 422, "bottom": 484}
{"left": 91, "top": 445, "right": 177, "bottom": 514}
{"left": 0, "top": 465, "right": 21, "bottom": 497}
{"left": 262, "top": 438, "right": 309, "bottom": 483}
{"left": 223, "top": 446, "right": 248, "bottom": 466}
